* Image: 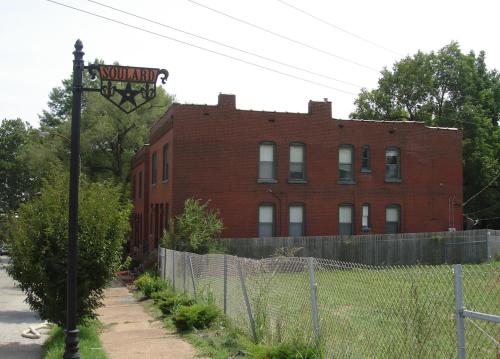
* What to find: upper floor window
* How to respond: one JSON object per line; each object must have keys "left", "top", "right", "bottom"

{"left": 385, "top": 147, "right": 401, "bottom": 182}
{"left": 132, "top": 174, "right": 136, "bottom": 199}
{"left": 338, "top": 145, "right": 354, "bottom": 183}
{"left": 361, "top": 203, "right": 371, "bottom": 230}
{"left": 162, "top": 144, "right": 169, "bottom": 181}
{"left": 258, "top": 142, "right": 276, "bottom": 182}
{"left": 258, "top": 204, "right": 275, "bottom": 238}
{"left": 339, "top": 204, "right": 353, "bottom": 236}
{"left": 151, "top": 152, "right": 157, "bottom": 185}
{"left": 361, "top": 145, "right": 371, "bottom": 172}
{"left": 138, "top": 171, "right": 143, "bottom": 198}
{"left": 289, "top": 143, "right": 305, "bottom": 182}
{"left": 289, "top": 204, "right": 304, "bottom": 236}
{"left": 386, "top": 205, "right": 401, "bottom": 234}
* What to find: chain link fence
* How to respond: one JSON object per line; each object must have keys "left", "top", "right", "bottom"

{"left": 158, "top": 248, "right": 499, "bottom": 358}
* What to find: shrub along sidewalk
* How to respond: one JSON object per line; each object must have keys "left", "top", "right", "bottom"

{"left": 97, "top": 279, "right": 197, "bottom": 359}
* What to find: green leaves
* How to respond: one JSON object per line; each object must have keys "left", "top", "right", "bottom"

{"left": 6, "top": 173, "right": 131, "bottom": 326}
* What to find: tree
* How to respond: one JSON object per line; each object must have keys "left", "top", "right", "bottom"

{"left": 0, "top": 119, "right": 34, "bottom": 215}
{"left": 164, "top": 198, "right": 224, "bottom": 254}
{"left": 6, "top": 172, "right": 130, "bottom": 325}
{"left": 351, "top": 42, "right": 500, "bottom": 229}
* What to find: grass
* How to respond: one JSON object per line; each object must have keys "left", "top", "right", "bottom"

{"left": 41, "top": 320, "right": 108, "bottom": 359}
{"left": 193, "top": 260, "right": 499, "bottom": 359}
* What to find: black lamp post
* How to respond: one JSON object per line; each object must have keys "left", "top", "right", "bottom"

{"left": 63, "top": 39, "right": 84, "bottom": 359}
{"left": 61, "top": 39, "right": 168, "bottom": 359}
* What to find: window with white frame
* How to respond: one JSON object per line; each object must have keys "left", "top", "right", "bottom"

{"left": 386, "top": 205, "right": 400, "bottom": 233}
{"left": 259, "top": 142, "right": 276, "bottom": 181}
{"left": 361, "top": 145, "right": 371, "bottom": 172}
{"left": 258, "top": 204, "right": 275, "bottom": 237}
{"left": 339, "top": 145, "right": 354, "bottom": 182}
{"left": 362, "top": 204, "right": 370, "bottom": 230}
{"left": 289, "top": 143, "right": 305, "bottom": 181}
{"left": 289, "top": 204, "right": 304, "bottom": 236}
{"left": 385, "top": 147, "right": 401, "bottom": 181}
{"left": 339, "top": 204, "right": 353, "bottom": 235}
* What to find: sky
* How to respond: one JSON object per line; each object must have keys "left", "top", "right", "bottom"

{"left": 1, "top": 0, "right": 499, "bottom": 127}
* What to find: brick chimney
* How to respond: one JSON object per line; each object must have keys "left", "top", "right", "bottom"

{"left": 218, "top": 93, "right": 236, "bottom": 110}
{"left": 308, "top": 98, "right": 332, "bottom": 118}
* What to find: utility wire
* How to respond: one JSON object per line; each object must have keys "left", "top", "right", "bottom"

{"left": 187, "top": 0, "right": 380, "bottom": 73}
{"left": 275, "top": 0, "right": 403, "bottom": 57}
{"left": 47, "top": 0, "right": 357, "bottom": 95}
{"left": 463, "top": 172, "right": 500, "bottom": 207}
{"left": 88, "top": 0, "right": 362, "bottom": 88}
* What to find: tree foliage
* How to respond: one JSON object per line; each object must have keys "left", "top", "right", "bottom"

{"left": 163, "top": 198, "right": 224, "bottom": 254}
{"left": 0, "top": 119, "right": 36, "bottom": 216}
{"left": 6, "top": 172, "right": 130, "bottom": 326}
{"left": 351, "top": 42, "right": 500, "bottom": 228}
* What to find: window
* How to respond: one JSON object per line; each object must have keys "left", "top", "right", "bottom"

{"left": 258, "top": 204, "right": 275, "bottom": 238}
{"left": 339, "top": 204, "right": 353, "bottom": 235}
{"left": 289, "top": 143, "right": 305, "bottom": 181}
{"left": 258, "top": 142, "right": 276, "bottom": 182}
{"left": 162, "top": 144, "right": 169, "bottom": 181}
{"left": 386, "top": 205, "right": 401, "bottom": 233}
{"left": 385, "top": 147, "right": 401, "bottom": 181}
{"left": 289, "top": 204, "right": 304, "bottom": 236}
{"left": 361, "top": 145, "right": 371, "bottom": 172}
{"left": 138, "top": 171, "right": 143, "bottom": 198}
{"left": 151, "top": 152, "right": 157, "bottom": 185}
{"left": 338, "top": 145, "right": 354, "bottom": 183}
{"left": 132, "top": 174, "right": 136, "bottom": 199}
{"left": 361, "top": 204, "right": 371, "bottom": 230}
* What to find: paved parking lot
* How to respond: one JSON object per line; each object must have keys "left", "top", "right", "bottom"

{"left": 0, "top": 255, "right": 49, "bottom": 359}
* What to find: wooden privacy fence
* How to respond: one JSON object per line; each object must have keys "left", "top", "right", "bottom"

{"left": 221, "top": 229, "right": 500, "bottom": 265}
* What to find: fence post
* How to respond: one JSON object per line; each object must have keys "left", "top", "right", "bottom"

{"left": 163, "top": 248, "right": 167, "bottom": 281}
{"left": 224, "top": 255, "right": 228, "bottom": 315}
{"left": 308, "top": 257, "right": 320, "bottom": 342}
{"left": 237, "top": 260, "right": 257, "bottom": 342}
{"left": 172, "top": 251, "right": 176, "bottom": 291}
{"left": 188, "top": 255, "right": 197, "bottom": 298}
{"left": 454, "top": 264, "right": 466, "bottom": 359}
{"left": 183, "top": 252, "right": 187, "bottom": 293}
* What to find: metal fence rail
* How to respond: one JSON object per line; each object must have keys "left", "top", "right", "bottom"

{"left": 158, "top": 248, "right": 499, "bottom": 358}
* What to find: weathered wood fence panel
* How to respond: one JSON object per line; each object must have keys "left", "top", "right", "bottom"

{"left": 221, "top": 229, "right": 500, "bottom": 265}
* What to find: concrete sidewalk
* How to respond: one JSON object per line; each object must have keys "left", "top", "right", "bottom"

{"left": 0, "top": 256, "right": 50, "bottom": 359}
{"left": 98, "top": 280, "right": 198, "bottom": 359}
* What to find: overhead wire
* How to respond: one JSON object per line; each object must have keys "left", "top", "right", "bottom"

{"left": 46, "top": 0, "right": 358, "bottom": 95}
{"left": 275, "top": 0, "right": 404, "bottom": 57}
{"left": 186, "top": 0, "right": 380, "bottom": 73}
{"left": 87, "top": 0, "right": 363, "bottom": 89}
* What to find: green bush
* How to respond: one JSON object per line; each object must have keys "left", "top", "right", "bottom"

{"left": 134, "top": 273, "right": 167, "bottom": 298}
{"left": 172, "top": 303, "right": 219, "bottom": 331}
{"left": 157, "top": 293, "right": 195, "bottom": 316}
{"left": 250, "top": 342, "right": 321, "bottom": 359}
{"left": 151, "top": 289, "right": 175, "bottom": 303}
{"left": 7, "top": 174, "right": 130, "bottom": 326}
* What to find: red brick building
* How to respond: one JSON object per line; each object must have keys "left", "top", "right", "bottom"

{"left": 130, "top": 94, "right": 463, "bottom": 257}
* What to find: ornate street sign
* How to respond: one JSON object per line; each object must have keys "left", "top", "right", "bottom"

{"left": 91, "top": 64, "right": 169, "bottom": 113}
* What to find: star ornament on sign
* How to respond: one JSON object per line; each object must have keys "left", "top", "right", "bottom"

{"left": 96, "top": 64, "right": 169, "bottom": 113}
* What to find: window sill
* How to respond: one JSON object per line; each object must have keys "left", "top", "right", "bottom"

{"left": 257, "top": 178, "right": 278, "bottom": 184}
{"left": 361, "top": 169, "right": 372, "bottom": 174}
{"left": 361, "top": 227, "right": 372, "bottom": 232}
{"left": 288, "top": 179, "right": 308, "bottom": 184}
{"left": 337, "top": 180, "right": 356, "bottom": 185}
{"left": 162, "top": 179, "right": 169, "bottom": 184}
{"left": 385, "top": 178, "right": 402, "bottom": 183}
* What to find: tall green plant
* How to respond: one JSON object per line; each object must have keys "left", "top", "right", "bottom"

{"left": 7, "top": 173, "right": 131, "bottom": 326}
{"left": 165, "top": 198, "right": 224, "bottom": 254}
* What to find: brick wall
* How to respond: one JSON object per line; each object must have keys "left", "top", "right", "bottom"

{"left": 132, "top": 94, "right": 463, "bottom": 250}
